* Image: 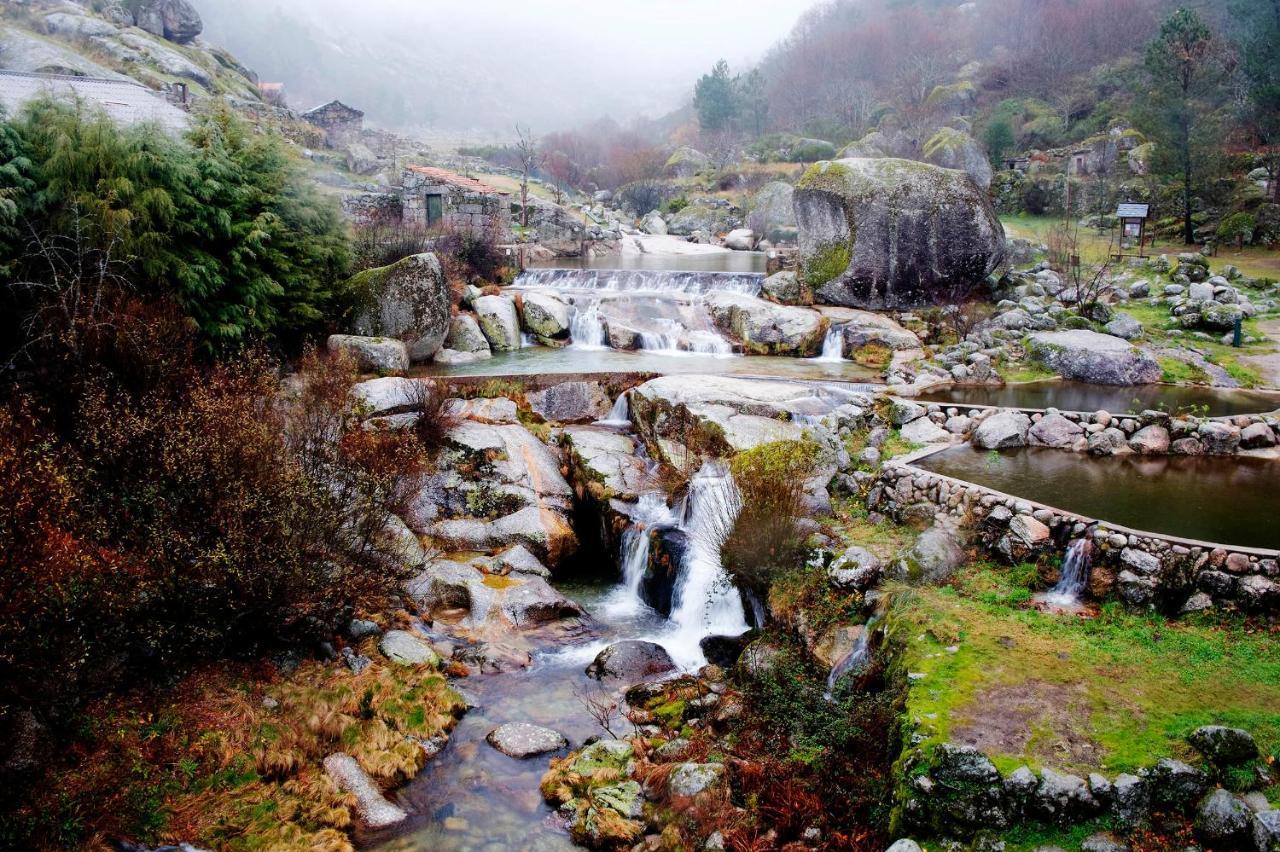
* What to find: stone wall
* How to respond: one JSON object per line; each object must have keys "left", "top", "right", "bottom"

{"left": 341, "top": 192, "right": 402, "bottom": 224}
{"left": 893, "top": 397, "right": 1280, "bottom": 457}
{"left": 401, "top": 170, "right": 511, "bottom": 241}
{"left": 870, "top": 454, "right": 1279, "bottom": 613}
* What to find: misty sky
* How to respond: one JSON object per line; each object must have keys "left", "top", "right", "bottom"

{"left": 201, "top": 0, "right": 824, "bottom": 131}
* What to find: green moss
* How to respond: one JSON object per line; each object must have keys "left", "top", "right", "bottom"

{"left": 803, "top": 242, "right": 851, "bottom": 287}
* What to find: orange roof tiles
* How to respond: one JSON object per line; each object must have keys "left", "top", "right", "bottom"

{"left": 404, "top": 164, "right": 505, "bottom": 194}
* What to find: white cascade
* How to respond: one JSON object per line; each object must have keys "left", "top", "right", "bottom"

{"left": 662, "top": 463, "right": 750, "bottom": 666}
{"left": 1043, "top": 538, "right": 1093, "bottom": 606}
{"left": 597, "top": 390, "right": 631, "bottom": 427}
{"left": 816, "top": 325, "right": 845, "bottom": 362}
{"left": 824, "top": 615, "right": 878, "bottom": 701}
{"left": 568, "top": 301, "right": 607, "bottom": 350}
{"left": 514, "top": 267, "right": 764, "bottom": 296}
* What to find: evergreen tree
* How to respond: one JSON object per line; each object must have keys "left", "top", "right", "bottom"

{"left": 1140, "top": 8, "right": 1217, "bottom": 245}
{"left": 1231, "top": 0, "right": 1280, "bottom": 201}
{"left": 694, "top": 59, "right": 737, "bottom": 132}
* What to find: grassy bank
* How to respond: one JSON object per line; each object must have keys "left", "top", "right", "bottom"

{"left": 886, "top": 562, "right": 1280, "bottom": 780}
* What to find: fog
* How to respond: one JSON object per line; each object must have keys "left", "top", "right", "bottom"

{"left": 200, "top": 0, "right": 820, "bottom": 136}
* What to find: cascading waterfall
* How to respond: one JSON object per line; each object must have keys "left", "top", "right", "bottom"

{"left": 597, "top": 390, "right": 631, "bottom": 427}
{"left": 569, "top": 301, "right": 607, "bottom": 350}
{"left": 1043, "top": 537, "right": 1093, "bottom": 606}
{"left": 663, "top": 463, "right": 750, "bottom": 665}
{"left": 824, "top": 615, "right": 879, "bottom": 701}
{"left": 518, "top": 267, "right": 757, "bottom": 356}
{"left": 603, "top": 492, "right": 677, "bottom": 618}
{"left": 816, "top": 325, "right": 845, "bottom": 362}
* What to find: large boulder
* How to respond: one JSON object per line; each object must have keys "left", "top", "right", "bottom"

{"left": 473, "top": 295, "right": 522, "bottom": 352}
{"left": 750, "top": 181, "right": 797, "bottom": 236}
{"left": 526, "top": 381, "right": 611, "bottom": 424}
{"left": 972, "top": 411, "right": 1031, "bottom": 449}
{"left": 1028, "top": 413, "right": 1084, "bottom": 448}
{"left": 346, "top": 253, "right": 451, "bottom": 362}
{"left": 895, "top": 522, "right": 966, "bottom": 584}
{"left": 665, "top": 146, "right": 711, "bottom": 178}
{"left": 761, "top": 270, "right": 811, "bottom": 305}
{"left": 819, "top": 307, "right": 923, "bottom": 352}
{"left": 723, "top": 228, "right": 757, "bottom": 251}
{"left": 442, "top": 313, "right": 491, "bottom": 354}
{"left": 561, "top": 427, "right": 653, "bottom": 501}
{"left": 704, "top": 292, "right": 826, "bottom": 356}
{"left": 519, "top": 291, "right": 571, "bottom": 341}
{"left": 1027, "top": 331, "right": 1161, "bottom": 386}
{"left": 794, "top": 158, "right": 1005, "bottom": 309}
{"left": 1188, "top": 725, "right": 1258, "bottom": 766}
{"left": 131, "top": 0, "right": 203, "bottom": 43}
{"left": 923, "top": 128, "right": 993, "bottom": 190}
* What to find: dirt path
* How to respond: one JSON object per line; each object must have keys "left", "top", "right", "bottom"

{"left": 1240, "top": 319, "right": 1280, "bottom": 390}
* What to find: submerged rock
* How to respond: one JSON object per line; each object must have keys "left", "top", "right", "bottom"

{"left": 794, "top": 157, "right": 1005, "bottom": 309}
{"left": 485, "top": 722, "right": 567, "bottom": 758}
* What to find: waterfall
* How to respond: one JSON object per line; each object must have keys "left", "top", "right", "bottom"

{"left": 816, "top": 325, "right": 845, "bottom": 362}
{"left": 663, "top": 463, "right": 750, "bottom": 665}
{"left": 824, "top": 615, "right": 878, "bottom": 701}
{"left": 602, "top": 491, "right": 676, "bottom": 618}
{"left": 569, "top": 302, "right": 607, "bottom": 350}
{"left": 515, "top": 267, "right": 764, "bottom": 296}
{"left": 596, "top": 390, "right": 631, "bottom": 427}
{"left": 1043, "top": 538, "right": 1093, "bottom": 606}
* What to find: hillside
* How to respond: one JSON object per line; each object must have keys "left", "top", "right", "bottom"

{"left": 0, "top": 0, "right": 262, "bottom": 106}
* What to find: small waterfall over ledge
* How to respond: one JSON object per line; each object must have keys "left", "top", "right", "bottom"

{"left": 1042, "top": 538, "right": 1093, "bottom": 607}
{"left": 816, "top": 325, "right": 845, "bottom": 362}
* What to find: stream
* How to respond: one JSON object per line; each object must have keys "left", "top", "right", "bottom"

{"left": 367, "top": 466, "right": 749, "bottom": 850}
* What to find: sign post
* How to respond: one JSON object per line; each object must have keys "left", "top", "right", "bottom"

{"left": 1115, "top": 202, "right": 1151, "bottom": 259}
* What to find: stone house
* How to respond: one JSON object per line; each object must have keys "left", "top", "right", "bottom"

{"left": 302, "top": 100, "right": 364, "bottom": 148}
{"left": 400, "top": 165, "right": 511, "bottom": 241}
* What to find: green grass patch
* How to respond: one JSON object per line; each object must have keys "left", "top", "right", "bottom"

{"left": 887, "top": 563, "right": 1280, "bottom": 777}
{"left": 999, "top": 363, "right": 1058, "bottom": 383}
{"left": 1158, "top": 357, "right": 1210, "bottom": 385}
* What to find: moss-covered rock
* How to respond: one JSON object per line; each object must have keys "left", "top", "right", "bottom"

{"left": 345, "top": 253, "right": 451, "bottom": 362}
{"left": 922, "top": 127, "right": 993, "bottom": 190}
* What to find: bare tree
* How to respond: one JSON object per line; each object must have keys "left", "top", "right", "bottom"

{"left": 573, "top": 682, "right": 622, "bottom": 739}
{"left": 514, "top": 123, "right": 545, "bottom": 230}
{"left": 1047, "top": 220, "right": 1115, "bottom": 316}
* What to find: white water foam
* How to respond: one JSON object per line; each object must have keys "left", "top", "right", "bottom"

{"left": 816, "top": 325, "right": 845, "bottom": 362}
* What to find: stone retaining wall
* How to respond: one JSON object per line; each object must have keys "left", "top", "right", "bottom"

{"left": 870, "top": 453, "right": 1279, "bottom": 613}
{"left": 892, "top": 397, "right": 1280, "bottom": 457}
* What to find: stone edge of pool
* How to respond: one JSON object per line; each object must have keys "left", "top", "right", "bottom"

{"left": 888, "top": 391, "right": 1280, "bottom": 422}
{"left": 873, "top": 445, "right": 1279, "bottom": 612}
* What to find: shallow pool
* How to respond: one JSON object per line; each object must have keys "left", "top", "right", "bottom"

{"left": 916, "top": 380, "right": 1280, "bottom": 418}
{"left": 912, "top": 445, "right": 1280, "bottom": 550}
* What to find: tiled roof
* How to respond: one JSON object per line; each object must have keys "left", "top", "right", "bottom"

{"left": 0, "top": 70, "right": 189, "bottom": 134}
{"left": 404, "top": 164, "right": 505, "bottom": 194}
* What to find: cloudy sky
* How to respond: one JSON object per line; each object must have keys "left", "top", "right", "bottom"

{"left": 201, "top": 0, "right": 823, "bottom": 131}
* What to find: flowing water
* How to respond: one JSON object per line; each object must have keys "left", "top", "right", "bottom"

{"left": 369, "top": 465, "right": 750, "bottom": 850}
{"left": 816, "top": 325, "right": 845, "bottom": 363}
{"left": 529, "top": 252, "right": 767, "bottom": 274}
{"left": 912, "top": 446, "right": 1280, "bottom": 549}
{"left": 916, "top": 380, "right": 1280, "bottom": 418}
{"left": 1038, "top": 537, "right": 1094, "bottom": 609}
{"left": 824, "top": 614, "right": 878, "bottom": 701}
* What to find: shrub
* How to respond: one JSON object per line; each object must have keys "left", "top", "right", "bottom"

{"left": 0, "top": 99, "right": 350, "bottom": 357}
{"left": 1216, "top": 212, "right": 1256, "bottom": 248}
{"left": 0, "top": 324, "right": 433, "bottom": 726}
{"left": 721, "top": 439, "right": 819, "bottom": 595}
{"left": 616, "top": 179, "right": 671, "bottom": 216}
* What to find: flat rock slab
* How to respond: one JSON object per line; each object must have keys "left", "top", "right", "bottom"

{"left": 486, "top": 722, "right": 568, "bottom": 758}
